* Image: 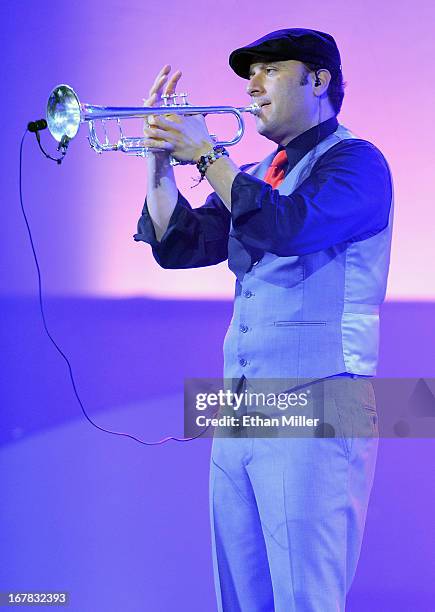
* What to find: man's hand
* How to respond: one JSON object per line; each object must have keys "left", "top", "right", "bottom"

{"left": 143, "top": 64, "right": 182, "bottom": 159}
{"left": 144, "top": 64, "right": 182, "bottom": 110}
{"left": 143, "top": 64, "right": 239, "bottom": 211}
{"left": 143, "top": 65, "right": 214, "bottom": 163}
{"left": 144, "top": 113, "right": 214, "bottom": 163}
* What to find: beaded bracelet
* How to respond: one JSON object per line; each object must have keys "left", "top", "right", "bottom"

{"left": 196, "top": 145, "right": 229, "bottom": 182}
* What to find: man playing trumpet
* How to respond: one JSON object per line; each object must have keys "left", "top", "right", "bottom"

{"left": 135, "top": 28, "right": 393, "bottom": 612}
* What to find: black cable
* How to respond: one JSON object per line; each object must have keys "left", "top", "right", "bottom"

{"left": 27, "top": 119, "right": 68, "bottom": 164}
{"left": 19, "top": 128, "right": 214, "bottom": 446}
{"left": 34, "top": 131, "right": 63, "bottom": 164}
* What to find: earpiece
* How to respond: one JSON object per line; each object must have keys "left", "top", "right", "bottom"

{"left": 314, "top": 72, "right": 321, "bottom": 87}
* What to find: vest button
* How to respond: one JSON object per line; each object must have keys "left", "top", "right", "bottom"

{"left": 240, "top": 324, "right": 248, "bottom": 333}
{"left": 243, "top": 290, "right": 253, "bottom": 298}
{"left": 239, "top": 358, "right": 247, "bottom": 367}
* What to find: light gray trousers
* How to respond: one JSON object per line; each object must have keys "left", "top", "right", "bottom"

{"left": 209, "top": 376, "right": 379, "bottom": 612}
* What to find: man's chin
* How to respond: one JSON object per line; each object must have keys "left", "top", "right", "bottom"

{"left": 255, "top": 118, "right": 268, "bottom": 134}
{"left": 256, "top": 122, "right": 274, "bottom": 140}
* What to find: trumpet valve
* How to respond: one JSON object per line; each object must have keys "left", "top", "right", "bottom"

{"left": 161, "top": 93, "right": 178, "bottom": 106}
{"left": 161, "top": 92, "right": 189, "bottom": 106}
{"left": 178, "top": 93, "right": 189, "bottom": 106}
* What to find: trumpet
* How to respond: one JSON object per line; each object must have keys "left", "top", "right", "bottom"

{"left": 46, "top": 84, "right": 261, "bottom": 158}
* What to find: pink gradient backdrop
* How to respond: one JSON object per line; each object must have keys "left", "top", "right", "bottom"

{"left": 3, "top": 0, "right": 435, "bottom": 299}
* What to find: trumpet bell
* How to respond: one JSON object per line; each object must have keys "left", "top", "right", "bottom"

{"left": 47, "top": 85, "right": 81, "bottom": 143}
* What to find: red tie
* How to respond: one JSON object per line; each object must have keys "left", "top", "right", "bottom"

{"left": 263, "top": 150, "right": 288, "bottom": 188}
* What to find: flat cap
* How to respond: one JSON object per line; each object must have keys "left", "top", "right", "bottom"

{"left": 229, "top": 28, "right": 341, "bottom": 78}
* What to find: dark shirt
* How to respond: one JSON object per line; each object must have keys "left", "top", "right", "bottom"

{"left": 281, "top": 116, "right": 338, "bottom": 173}
{"left": 134, "top": 119, "right": 392, "bottom": 277}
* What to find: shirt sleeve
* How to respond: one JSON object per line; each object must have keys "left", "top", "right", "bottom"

{"left": 133, "top": 190, "right": 231, "bottom": 269}
{"left": 230, "top": 139, "right": 393, "bottom": 256}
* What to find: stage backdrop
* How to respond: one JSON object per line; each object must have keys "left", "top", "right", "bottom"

{"left": 2, "top": 0, "right": 435, "bottom": 300}
{"left": 2, "top": 4, "right": 435, "bottom": 611}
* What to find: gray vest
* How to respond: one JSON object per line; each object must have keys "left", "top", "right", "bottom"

{"left": 223, "top": 125, "right": 394, "bottom": 379}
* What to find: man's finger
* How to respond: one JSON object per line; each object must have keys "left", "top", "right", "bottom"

{"left": 145, "top": 111, "right": 181, "bottom": 128}
{"left": 164, "top": 70, "right": 182, "bottom": 97}
{"left": 143, "top": 125, "right": 174, "bottom": 140}
{"left": 143, "top": 92, "right": 157, "bottom": 107}
{"left": 142, "top": 138, "right": 173, "bottom": 151}
{"left": 148, "top": 114, "right": 182, "bottom": 130}
{"left": 144, "top": 75, "right": 169, "bottom": 108}
{"left": 148, "top": 74, "right": 169, "bottom": 100}
{"left": 148, "top": 65, "right": 171, "bottom": 98}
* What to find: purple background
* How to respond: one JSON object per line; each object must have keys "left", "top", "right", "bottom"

{"left": 2, "top": 1, "right": 435, "bottom": 610}
{"left": 2, "top": 0, "right": 435, "bottom": 299}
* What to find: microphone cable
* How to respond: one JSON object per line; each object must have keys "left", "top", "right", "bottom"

{"left": 19, "top": 126, "right": 215, "bottom": 446}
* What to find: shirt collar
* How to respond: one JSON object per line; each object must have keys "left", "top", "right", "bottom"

{"left": 279, "top": 116, "right": 339, "bottom": 171}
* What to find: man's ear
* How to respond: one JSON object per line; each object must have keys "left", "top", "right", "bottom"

{"left": 312, "top": 69, "right": 331, "bottom": 95}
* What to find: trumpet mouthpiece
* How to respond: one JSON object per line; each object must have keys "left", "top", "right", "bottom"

{"left": 246, "top": 103, "right": 261, "bottom": 116}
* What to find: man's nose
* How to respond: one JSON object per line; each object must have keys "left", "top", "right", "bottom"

{"left": 247, "top": 74, "right": 265, "bottom": 97}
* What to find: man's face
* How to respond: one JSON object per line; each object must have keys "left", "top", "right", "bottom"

{"left": 247, "top": 59, "right": 314, "bottom": 145}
